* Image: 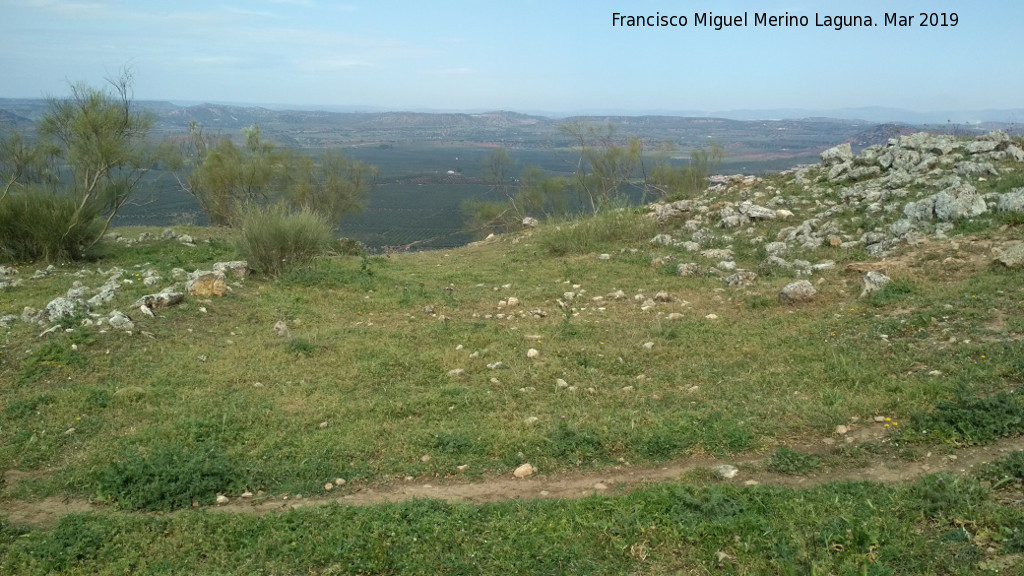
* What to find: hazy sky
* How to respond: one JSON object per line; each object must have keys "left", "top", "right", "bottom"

{"left": 2, "top": 0, "right": 1021, "bottom": 113}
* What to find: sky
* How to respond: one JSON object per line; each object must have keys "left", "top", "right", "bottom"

{"left": 2, "top": 0, "right": 1022, "bottom": 115}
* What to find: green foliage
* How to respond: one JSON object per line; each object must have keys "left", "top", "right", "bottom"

{"left": 180, "top": 123, "right": 375, "bottom": 230}
{"left": 516, "top": 165, "right": 570, "bottom": 219}
{"left": 649, "top": 141, "right": 724, "bottom": 200}
{"left": 234, "top": 203, "right": 335, "bottom": 277}
{"left": 460, "top": 198, "right": 520, "bottom": 237}
{"left": 0, "top": 70, "right": 156, "bottom": 260}
{"left": 903, "top": 474, "right": 989, "bottom": 520}
{"left": 767, "top": 446, "right": 820, "bottom": 475}
{"left": 907, "top": 386, "right": 1024, "bottom": 445}
{"left": 95, "top": 443, "right": 240, "bottom": 511}
{"left": 0, "top": 189, "right": 103, "bottom": 262}
{"left": 976, "top": 451, "right": 1024, "bottom": 489}
{"left": 560, "top": 121, "right": 642, "bottom": 211}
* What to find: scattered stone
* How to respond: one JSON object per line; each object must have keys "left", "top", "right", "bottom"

{"left": 447, "top": 368, "right": 465, "bottom": 377}
{"left": 212, "top": 261, "right": 250, "bottom": 279}
{"left": 714, "top": 465, "right": 739, "bottom": 479}
{"left": 334, "top": 478, "right": 346, "bottom": 486}
{"left": 241, "top": 491, "right": 254, "bottom": 498}
{"left": 318, "top": 421, "right": 329, "bottom": 429}
{"left": 216, "top": 494, "right": 229, "bottom": 505}
{"left": 642, "top": 342, "right": 654, "bottom": 350}
{"left": 521, "top": 217, "right": 539, "bottom": 227}
{"left": 556, "top": 378, "right": 569, "bottom": 388}
{"left": 513, "top": 463, "right": 537, "bottom": 478}
{"left": 273, "top": 321, "right": 290, "bottom": 338}
{"left": 324, "top": 482, "right": 333, "bottom": 491}
{"left": 593, "top": 482, "right": 608, "bottom": 491}
{"left": 524, "top": 416, "right": 539, "bottom": 425}
{"left": 527, "top": 348, "right": 540, "bottom": 359}
{"left": 778, "top": 280, "right": 816, "bottom": 304}
{"left": 136, "top": 290, "right": 185, "bottom": 310}
{"left": 486, "top": 361, "right": 504, "bottom": 370}
{"left": 835, "top": 425, "right": 849, "bottom": 435}
{"left": 597, "top": 253, "right": 611, "bottom": 260}
{"left": 43, "top": 297, "right": 85, "bottom": 322}
{"left": 705, "top": 314, "right": 718, "bottom": 320}
{"left": 724, "top": 270, "right": 758, "bottom": 287}
{"left": 860, "top": 270, "right": 892, "bottom": 297}
{"left": 108, "top": 311, "right": 134, "bottom": 330}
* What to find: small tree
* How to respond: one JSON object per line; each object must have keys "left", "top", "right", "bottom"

{"left": 559, "top": 121, "right": 641, "bottom": 211}
{"left": 0, "top": 70, "right": 159, "bottom": 260}
{"left": 39, "top": 71, "right": 158, "bottom": 246}
{"left": 178, "top": 124, "right": 375, "bottom": 231}
{"left": 649, "top": 141, "right": 724, "bottom": 199}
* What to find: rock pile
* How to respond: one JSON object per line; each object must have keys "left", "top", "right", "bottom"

{"left": 645, "top": 130, "right": 1024, "bottom": 281}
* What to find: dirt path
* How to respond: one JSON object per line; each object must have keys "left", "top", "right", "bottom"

{"left": 5, "top": 434, "right": 1024, "bottom": 527}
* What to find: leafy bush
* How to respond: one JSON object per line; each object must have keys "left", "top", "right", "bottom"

{"left": 96, "top": 443, "right": 240, "bottom": 511}
{"left": 234, "top": 203, "right": 335, "bottom": 277}
{"left": 0, "top": 190, "right": 103, "bottom": 262}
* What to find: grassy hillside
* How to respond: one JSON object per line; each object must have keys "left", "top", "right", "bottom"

{"left": 1, "top": 132, "right": 1024, "bottom": 574}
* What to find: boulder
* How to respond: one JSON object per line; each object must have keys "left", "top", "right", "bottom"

{"left": 187, "top": 271, "right": 228, "bottom": 298}
{"left": 778, "top": 280, "right": 816, "bottom": 304}
{"left": 44, "top": 297, "right": 85, "bottom": 322}
{"left": 994, "top": 244, "right": 1024, "bottom": 269}
{"left": 933, "top": 181, "right": 987, "bottom": 221}
{"left": 820, "top": 143, "right": 853, "bottom": 165}
{"left": 108, "top": 310, "right": 134, "bottom": 330}
{"left": 860, "top": 271, "right": 892, "bottom": 297}
{"left": 997, "top": 188, "right": 1024, "bottom": 212}
{"left": 521, "top": 217, "right": 539, "bottom": 228}
{"left": 212, "top": 261, "right": 250, "bottom": 279}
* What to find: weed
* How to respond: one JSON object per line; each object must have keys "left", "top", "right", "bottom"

{"left": 287, "top": 337, "right": 318, "bottom": 356}
{"left": 975, "top": 451, "right": 1024, "bottom": 489}
{"left": 865, "top": 277, "right": 916, "bottom": 306}
{"left": 547, "top": 421, "right": 607, "bottom": 463}
{"left": 905, "top": 385, "right": 1024, "bottom": 445}
{"left": 766, "top": 446, "right": 820, "bottom": 475}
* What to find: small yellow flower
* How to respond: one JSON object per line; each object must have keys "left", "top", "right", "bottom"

{"left": 892, "top": 422, "right": 898, "bottom": 427}
{"left": 885, "top": 417, "right": 891, "bottom": 422}
{"left": 981, "top": 355, "right": 987, "bottom": 359}
{"left": 884, "top": 424, "right": 890, "bottom": 428}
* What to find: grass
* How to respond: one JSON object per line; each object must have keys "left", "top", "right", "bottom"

{"left": 2, "top": 475, "right": 1022, "bottom": 574}
{"left": 1, "top": 153, "right": 1024, "bottom": 572}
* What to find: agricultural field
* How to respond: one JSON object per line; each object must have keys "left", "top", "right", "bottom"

{"left": 1, "top": 131, "right": 1023, "bottom": 574}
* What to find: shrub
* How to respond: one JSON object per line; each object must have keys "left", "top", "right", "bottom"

{"left": 234, "top": 203, "right": 334, "bottom": 277}
{"left": 96, "top": 443, "right": 239, "bottom": 511}
{"left": 0, "top": 190, "right": 103, "bottom": 262}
